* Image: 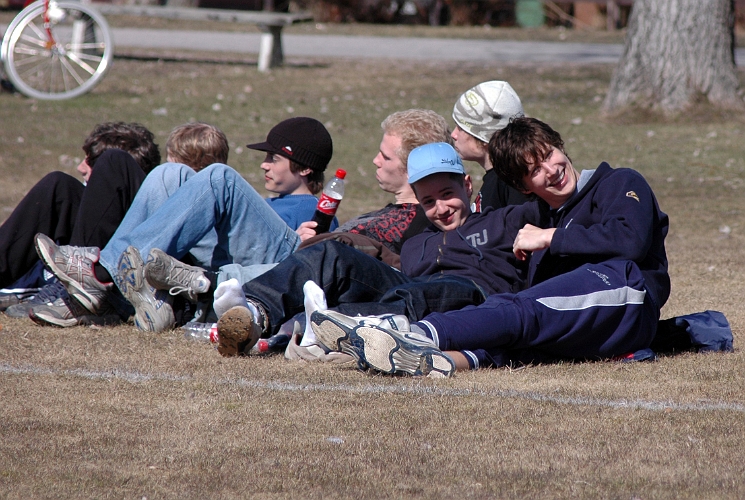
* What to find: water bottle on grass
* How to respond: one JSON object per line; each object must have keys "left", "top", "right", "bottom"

{"left": 183, "top": 322, "right": 218, "bottom": 343}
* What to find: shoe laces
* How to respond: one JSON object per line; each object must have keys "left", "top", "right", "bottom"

{"left": 168, "top": 284, "right": 193, "bottom": 298}
{"left": 29, "top": 281, "right": 67, "bottom": 305}
{"left": 164, "top": 266, "right": 206, "bottom": 300}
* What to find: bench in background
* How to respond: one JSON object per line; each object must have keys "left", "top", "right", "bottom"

{"left": 93, "top": 3, "right": 312, "bottom": 71}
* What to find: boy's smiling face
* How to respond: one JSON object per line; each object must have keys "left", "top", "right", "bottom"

{"left": 521, "top": 147, "right": 578, "bottom": 209}
{"left": 413, "top": 172, "right": 473, "bottom": 232}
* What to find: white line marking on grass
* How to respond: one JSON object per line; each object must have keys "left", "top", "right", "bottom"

{"left": 1, "top": 363, "right": 190, "bottom": 383}
{"left": 2, "top": 362, "right": 743, "bottom": 413}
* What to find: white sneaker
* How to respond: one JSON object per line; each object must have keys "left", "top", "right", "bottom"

{"left": 284, "top": 330, "right": 355, "bottom": 364}
{"left": 310, "top": 310, "right": 454, "bottom": 377}
{"left": 144, "top": 248, "right": 211, "bottom": 302}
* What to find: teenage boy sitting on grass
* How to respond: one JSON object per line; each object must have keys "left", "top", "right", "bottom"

{"left": 310, "top": 117, "right": 670, "bottom": 377}
{"left": 0, "top": 122, "right": 160, "bottom": 315}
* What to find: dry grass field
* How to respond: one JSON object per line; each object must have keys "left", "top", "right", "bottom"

{"left": 1, "top": 25, "right": 745, "bottom": 498}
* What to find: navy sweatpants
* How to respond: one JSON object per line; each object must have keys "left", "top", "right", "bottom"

{"left": 419, "top": 260, "right": 660, "bottom": 368}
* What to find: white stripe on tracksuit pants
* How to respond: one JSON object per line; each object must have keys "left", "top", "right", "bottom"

{"left": 418, "top": 260, "right": 658, "bottom": 368}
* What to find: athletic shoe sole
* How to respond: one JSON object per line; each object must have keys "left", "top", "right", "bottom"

{"left": 116, "top": 246, "right": 174, "bottom": 332}
{"left": 311, "top": 310, "right": 454, "bottom": 377}
{"left": 216, "top": 306, "right": 260, "bottom": 357}
{"left": 30, "top": 308, "right": 121, "bottom": 327}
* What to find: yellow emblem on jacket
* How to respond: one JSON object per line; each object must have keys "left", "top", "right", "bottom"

{"left": 626, "top": 191, "right": 639, "bottom": 202}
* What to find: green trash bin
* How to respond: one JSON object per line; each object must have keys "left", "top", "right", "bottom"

{"left": 516, "top": 0, "right": 545, "bottom": 27}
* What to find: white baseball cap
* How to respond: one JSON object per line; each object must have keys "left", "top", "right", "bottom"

{"left": 452, "top": 81, "right": 524, "bottom": 143}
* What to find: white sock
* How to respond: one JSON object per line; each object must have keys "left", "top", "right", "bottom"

{"left": 213, "top": 278, "right": 248, "bottom": 319}
{"left": 301, "top": 280, "right": 327, "bottom": 347}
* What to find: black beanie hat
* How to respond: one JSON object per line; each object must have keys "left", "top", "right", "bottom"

{"left": 246, "top": 117, "right": 333, "bottom": 172}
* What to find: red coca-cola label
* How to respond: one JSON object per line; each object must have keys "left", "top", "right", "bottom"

{"left": 316, "top": 193, "right": 341, "bottom": 215}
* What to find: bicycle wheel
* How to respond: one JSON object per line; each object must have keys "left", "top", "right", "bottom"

{"left": 1, "top": 0, "right": 113, "bottom": 100}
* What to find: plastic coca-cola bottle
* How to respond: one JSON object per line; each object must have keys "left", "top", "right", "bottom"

{"left": 249, "top": 332, "right": 292, "bottom": 355}
{"left": 311, "top": 168, "right": 346, "bottom": 234}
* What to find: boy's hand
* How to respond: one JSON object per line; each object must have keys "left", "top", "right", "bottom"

{"left": 296, "top": 221, "right": 319, "bottom": 241}
{"left": 513, "top": 224, "right": 555, "bottom": 261}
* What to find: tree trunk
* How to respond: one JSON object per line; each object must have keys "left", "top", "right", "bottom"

{"left": 604, "top": 0, "right": 742, "bottom": 115}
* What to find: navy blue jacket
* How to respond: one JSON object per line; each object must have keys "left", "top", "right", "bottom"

{"left": 401, "top": 204, "right": 546, "bottom": 295}
{"left": 401, "top": 163, "right": 668, "bottom": 310}
{"left": 528, "top": 162, "right": 670, "bottom": 311}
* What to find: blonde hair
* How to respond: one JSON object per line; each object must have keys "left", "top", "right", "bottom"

{"left": 381, "top": 109, "right": 452, "bottom": 170}
{"left": 166, "top": 122, "right": 229, "bottom": 172}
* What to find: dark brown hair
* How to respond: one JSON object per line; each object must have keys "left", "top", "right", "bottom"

{"left": 489, "top": 117, "right": 569, "bottom": 192}
{"left": 82, "top": 122, "right": 161, "bottom": 174}
{"left": 289, "top": 160, "right": 324, "bottom": 195}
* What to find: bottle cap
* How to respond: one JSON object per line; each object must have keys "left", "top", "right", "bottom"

{"left": 335, "top": 169, "right": 347, "bottom": 179}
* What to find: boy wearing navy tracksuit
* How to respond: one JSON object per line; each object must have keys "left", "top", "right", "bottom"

{"left": 429, "top": 160, "right": 670, "bottom": 370}
{"left": 313, "top": 117, "right": 670, "bottom": 376}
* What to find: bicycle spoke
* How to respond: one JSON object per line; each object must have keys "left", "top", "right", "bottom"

{"left": 69, "top": 42, "right": 107, "bottom": 51}
{"left": 18, "top": 33, "right": 49, "bottom": 49}
{"left": 24, "top": 19, "right": 48, "bottom": 41}
{"left": 13, "top": 45, "right": 50, "bottom": 57}
{"left": 13, "top": 53, "right": 49, "bottom": 69}
{"left": 59, "top": 54, "right": 88, "bottom": 85}
{"left": 71, "top": 50, "right": 103, "bottom": 63}
{"left": 65, "top": 50, "right": 96, "bottom": 76}
{"left": 24, "top": 58, "right": 53, "bottom": 91}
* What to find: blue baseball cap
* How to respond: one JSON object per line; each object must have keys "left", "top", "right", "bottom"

{"left": 407, "top": 142, "right": 465, "bottom": 184}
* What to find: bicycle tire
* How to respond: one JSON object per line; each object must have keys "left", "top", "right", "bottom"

{"left": 1, "top": 0, "right": 113, "bottom": 100}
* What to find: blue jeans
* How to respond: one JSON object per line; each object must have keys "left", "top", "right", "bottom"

{"left": 99, "top": 163, "right": 300, "bottom": 277}
{"left": 242, "top": 240, "right": 487, "bottom": 336}
{"left": 217, "top": 263, "right": 279, "bottom": 285}
{"left": 103, "top": 162, "right": 196, "bottom": 242}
